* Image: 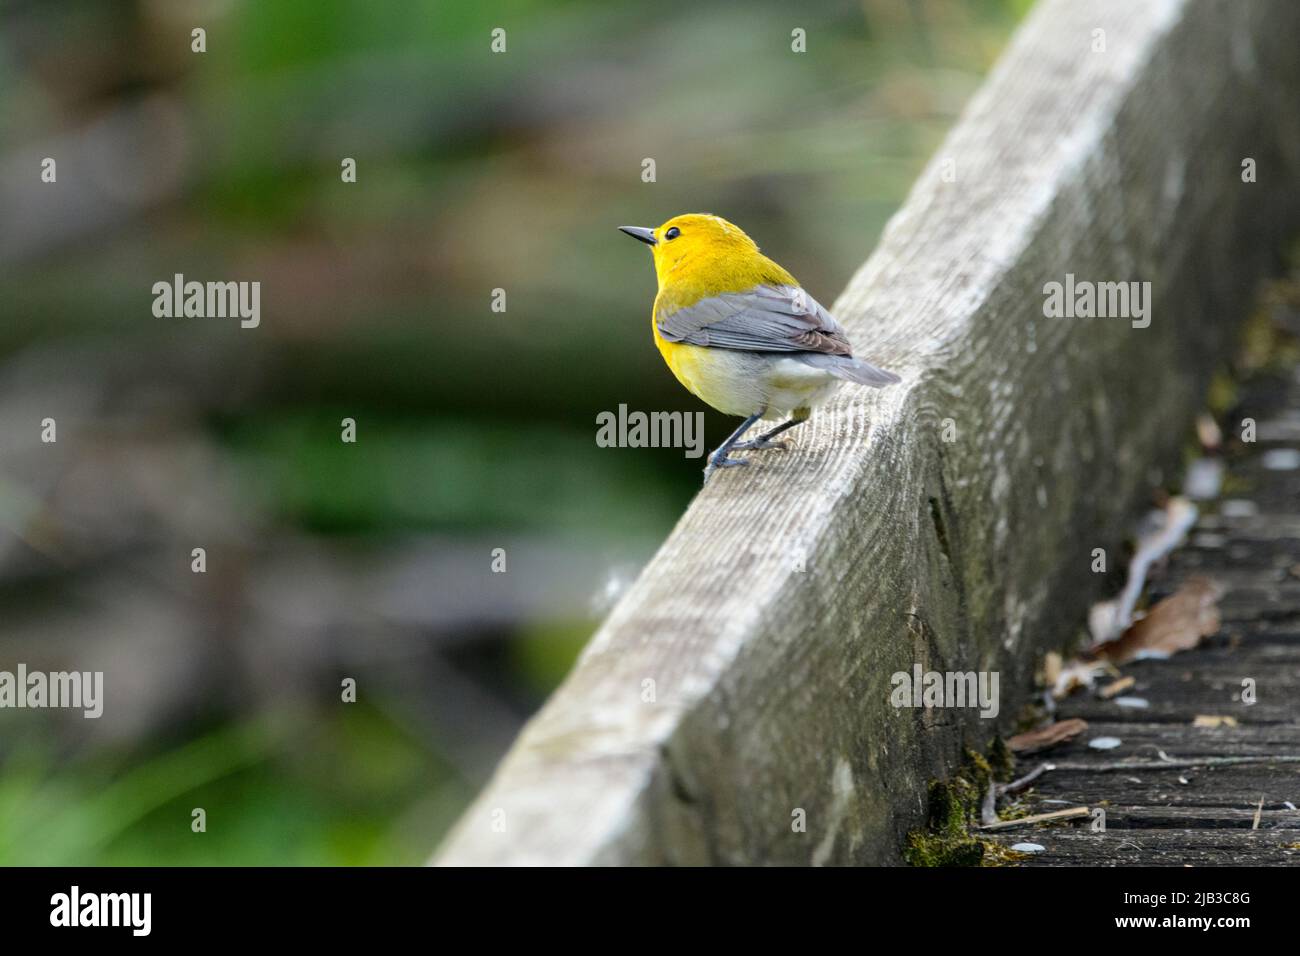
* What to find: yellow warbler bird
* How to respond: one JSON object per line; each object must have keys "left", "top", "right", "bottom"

{"left": 620, "top": 213, "right": 900, "bottom": 479}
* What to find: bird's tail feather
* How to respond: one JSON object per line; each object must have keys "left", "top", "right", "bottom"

{"left": 798, "top": 353, "right": 901, "bottom": 388}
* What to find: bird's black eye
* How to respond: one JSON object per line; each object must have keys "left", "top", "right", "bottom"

{"left": 664, "top": 226, "right": 680, "bottom": 240}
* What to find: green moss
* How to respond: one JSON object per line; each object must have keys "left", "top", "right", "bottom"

{"left": 906, "top": 776, "right": 984, "bottom": 865}
{"left": 987, "top": 736, "right": 1015, "bottom": 782}
{"left": 924, "top": 779, "right": 966, "bottom": 835}
{"left": 981, "top": 842, "right": 1033, "bottom": 866}
{"left": 965, "top": 749, "right": 993, "bottom": 787}
{"left": 1206, "top": 371, "right": 1238, "bottom": 419}
{"left": 903, "top": 829, "right": 985, "bottom": 867}
{"left": 904, "top": 747, "right": 1025, "bottom": 867}
{"left": 993, "top": 802, "right": 1035, "bottom": 821}
{"left": 1236, "top": 277, "right": 1300, "bottom": 375}
{"left": 1219, "top": 472, "right": 1254, "bottom": 496}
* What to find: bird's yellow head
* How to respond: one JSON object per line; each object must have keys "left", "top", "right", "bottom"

{"left": 620, "top": 214, "right": 766, "bottom": 291}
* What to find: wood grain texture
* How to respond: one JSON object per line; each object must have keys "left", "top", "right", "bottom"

{"left": 435, "top": 0, "right": 1300, "bottom": 865}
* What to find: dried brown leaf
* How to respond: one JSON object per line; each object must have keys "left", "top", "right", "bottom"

{"left": 1088, "top": 498, "right": 1199, "bottom": 644}
{"left": 1008, "top": 718, "right": 1089, "bottom": 755}
{"left": 1192, "top": 715, "right": 1239, "bottom": 728}
{"left": 1098, "top": 676, "right": 1136, "bottom": 699}
{"left": 1095, "top": 576, "right": 1223, "bottom": 665}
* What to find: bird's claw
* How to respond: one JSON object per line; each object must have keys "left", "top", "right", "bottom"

{"left": 731, "top": 438, "right": 789, "bottom": 452}
{"left": 703, "top": 455, "right": 748, "bottom": 482}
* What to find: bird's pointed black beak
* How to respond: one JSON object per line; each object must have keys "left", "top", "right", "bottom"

{"left": 619, "top": 226, "right": 657, "bottom": 246}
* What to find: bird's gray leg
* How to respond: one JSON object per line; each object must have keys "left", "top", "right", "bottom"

{"left": 733, "top": 412, "right": 808, "bottom": 451}
{"left": 704, "top": 411, "right": 764, "bottom": 481}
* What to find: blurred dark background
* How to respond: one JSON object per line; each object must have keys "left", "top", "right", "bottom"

{"left": 0, "top": 0, "right": 1025, "bottom": 864}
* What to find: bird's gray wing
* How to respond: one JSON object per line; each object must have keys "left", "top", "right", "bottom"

{"left": 656, "top": 284, "right": 852, "bottom": 356}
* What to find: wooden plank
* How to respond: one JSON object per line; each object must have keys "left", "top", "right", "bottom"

{"left": 984, "top": 830, "right": 1300, "bottom": 866}
{"left": 434, "top": 0, "right": 1300, "bottom": 865}
{"left": 1038, "top": 722, "right": 1300, "bottom": 754}
{"left": 997, "top": 376, "right": 1300, "bottom": 864}
{"left": 1017, "top": 768, "right": 1300, "bottom": 812}
{"left": 979, "top": 807, "right": 1091, "bottom": 831}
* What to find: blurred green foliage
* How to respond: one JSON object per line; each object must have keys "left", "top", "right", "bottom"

{"left": 0, "top": 707, "right": 467, "bottom": 865}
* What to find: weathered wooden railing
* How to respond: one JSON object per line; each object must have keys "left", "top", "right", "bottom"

{"left": 435, "top": 0, "right": 1300, "bottom": 864}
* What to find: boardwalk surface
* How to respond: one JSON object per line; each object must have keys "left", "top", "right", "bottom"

{"left": 987, "top": 323, "right": 1300, "bottom": 866}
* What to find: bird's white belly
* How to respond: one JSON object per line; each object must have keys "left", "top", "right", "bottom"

{"left": 668, "top": 346, "right": 840, "bottom": 418}
{"left": 758, "top": 357, "right": 840, "bottom": 418}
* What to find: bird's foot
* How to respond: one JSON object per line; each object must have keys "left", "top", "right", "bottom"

{"left": 703, "top": 454, "right": 748, "bottom": 482}
{"left": 731, "top": 437, "right": 789, "bottom": 452}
